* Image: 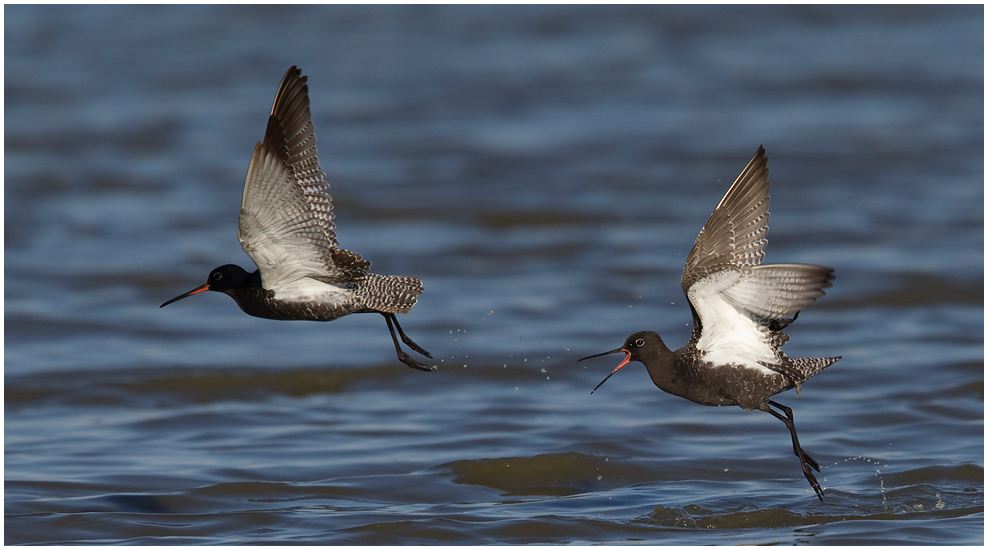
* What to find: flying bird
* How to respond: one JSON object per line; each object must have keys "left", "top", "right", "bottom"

{"left": 162, "top": 66, "right": 432, "bottom": 371}
{"left": 580, "top": 146, "right": 839, "bottom": 499}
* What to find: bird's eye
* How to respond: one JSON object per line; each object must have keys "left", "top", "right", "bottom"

{"left": 212, "top": 272, "right": 223, "bottom": 281}
{"left": 635, "top": 338, "right": 644, "bottom": 347}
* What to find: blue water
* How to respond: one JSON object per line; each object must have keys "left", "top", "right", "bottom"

{"left": 5, "top": 5, "right": 983, "bottom": 544}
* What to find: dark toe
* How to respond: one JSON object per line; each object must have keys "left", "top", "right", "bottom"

{"left": 802, "top": 450, "right": 821, "bottom": 473}
{"left": 803, "top": 463, "right": 824, "bottom": 501}
{"left": 399, "top": 353, "right": 433, "bottom": 372}
{"left": 402, "top": 338, "right": 432, "bottom": 358}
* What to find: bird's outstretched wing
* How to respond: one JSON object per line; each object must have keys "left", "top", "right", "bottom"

{"left": 238, "top": 66, "right": 369, "bottom": 288}
{"left": 681, "top": 147, "right": 833, "bottom": 366}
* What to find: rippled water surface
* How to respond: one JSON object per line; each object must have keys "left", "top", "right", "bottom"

{"left": 5, "top": 5, "right": 983, "bottom": 545}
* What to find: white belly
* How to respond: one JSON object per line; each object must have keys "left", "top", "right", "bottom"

{"left": 270, "top": 277, "right": 352, "bottom": 305}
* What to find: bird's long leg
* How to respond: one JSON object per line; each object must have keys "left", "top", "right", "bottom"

{"left": 382, "top": 313, "right": 433, "bottom": 371}
{"left": 767, "top": 400, "right": 821, "bottom": 472}
{"left": 763, "top": 400, "right": 824, "bottom": 501}
{"left": 386, "top": 313, "right": 432, "bottom": 358}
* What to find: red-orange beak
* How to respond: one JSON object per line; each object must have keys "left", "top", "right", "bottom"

{"left": 577, "top": 347, "right": 632, "bottom": 394}
{"left": 160, "top": 284, "right": 211, "bottom": 308}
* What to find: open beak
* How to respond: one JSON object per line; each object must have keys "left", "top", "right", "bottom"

{"left": 577, "top": 347, "right": 632, "bottom": 394}
{"left": 160, "top": 284, "right": 211, "bottom": 308}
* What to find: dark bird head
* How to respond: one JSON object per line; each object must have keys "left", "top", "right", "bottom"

{"left": 578, "top": 331, "right": 667, "bottom": 394}
{"left": 160, "top": 264, "right": 252, "bottom": 307}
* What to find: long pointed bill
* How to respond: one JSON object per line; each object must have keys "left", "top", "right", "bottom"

{"left": 577, "top": 348, "right": 632, "bottom": 394}
{"left": 160, "top": 284, "right": 211, "bottom": 308}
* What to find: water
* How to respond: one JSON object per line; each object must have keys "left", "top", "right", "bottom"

{"left": 5, "top": 5, "right": 983, "bottom": 544}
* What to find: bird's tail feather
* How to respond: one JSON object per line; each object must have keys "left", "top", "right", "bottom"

{"left": 357, "top": 274, "right": 423, "bottom": 314}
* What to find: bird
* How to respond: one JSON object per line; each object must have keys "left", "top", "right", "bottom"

{"left": 161, "top": 66, "right": 433, "bottom": 371}
{"left": 578, "top": 146, "right": 839, "bottom": 500}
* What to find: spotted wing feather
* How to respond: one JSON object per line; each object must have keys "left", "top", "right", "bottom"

{"left": 723, "top": 263, "right": 835, "bottom": 320}
{"left": 265, "top": 66, "right": 337, "bottom": 248}
{"left": 682, "top": 147, "right": 834, "bottom": 326}
{"left": 239, "top": 66, "right": 370, "bottom": 288}
{"left": 682, "top": 145, "right": 771, "bottom": 295}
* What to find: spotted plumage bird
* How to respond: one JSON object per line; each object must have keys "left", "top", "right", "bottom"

{"left": 579, "top": 146, "right": 839, "bottom": 499}
{"left": 162, "top": 66, "right": 433, "bottom": 371}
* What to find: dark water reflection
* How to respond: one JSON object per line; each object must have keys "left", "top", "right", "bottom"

{"left": 5, "top": 5, "right": 983, "bottom": 544}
